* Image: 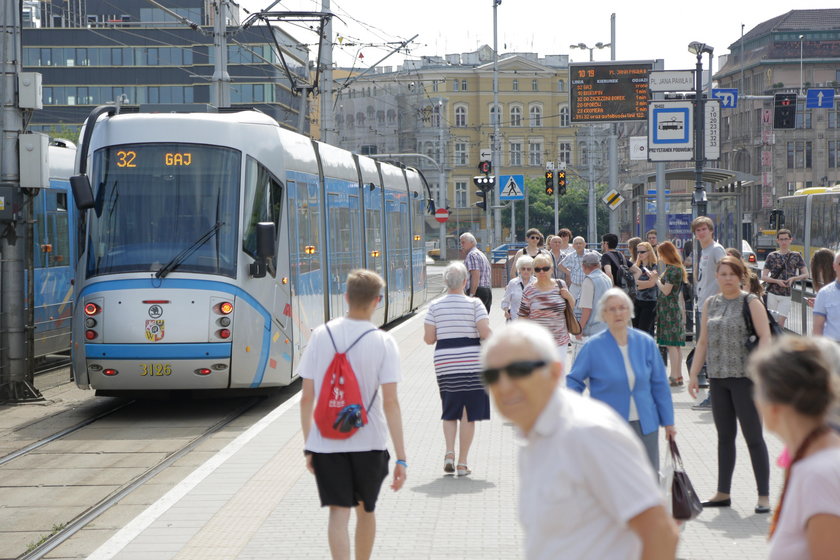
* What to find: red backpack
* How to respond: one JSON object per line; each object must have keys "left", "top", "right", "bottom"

{"left": 313, "top": 325, "right": 378, "bottom": 440}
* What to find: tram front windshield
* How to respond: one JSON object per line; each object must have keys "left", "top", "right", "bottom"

{"left": 86, "top": 143, "right": 240, "bottom": 278}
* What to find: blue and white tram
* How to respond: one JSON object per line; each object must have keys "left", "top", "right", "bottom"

{"left": 32, "top": 142, "right": 77, "bottom": 358}
{"left": 69, "top": 107, "right": 428, "bottom": 393}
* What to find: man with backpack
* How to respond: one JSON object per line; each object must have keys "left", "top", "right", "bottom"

{"left": 600, "top": 233, "right": 639, "bottom": 295}
{"left": 298, "top": 269, "right": 407, "bottom": 560}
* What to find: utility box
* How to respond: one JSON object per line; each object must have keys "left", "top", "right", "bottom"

{"left": 19, "top": 133, "right": 49, "bottom": 188}
{"left": 0, "top": 185, "right": 21, "bottom": 223}
{"left": 18, "top": 72, "right": 43, "bottom": 109}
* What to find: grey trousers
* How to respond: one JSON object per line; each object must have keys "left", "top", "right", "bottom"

{"left": 629, "top": 419, "right": 660, "bottom": 472}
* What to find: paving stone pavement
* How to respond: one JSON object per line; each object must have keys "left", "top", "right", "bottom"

{"left": 87, "top": 282, "right": 784, "bottom": 560}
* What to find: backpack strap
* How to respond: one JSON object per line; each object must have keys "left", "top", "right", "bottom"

{"left": 324, "top": 324, "right": 380, "bottom": 411}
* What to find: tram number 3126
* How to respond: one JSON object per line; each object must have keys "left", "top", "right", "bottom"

{"left": 141, "top": 363, "right": 172, "bottom": 376}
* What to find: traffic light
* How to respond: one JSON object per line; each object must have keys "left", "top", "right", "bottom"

{"left": 773, "top": 93, "right": 797, "bottom": 129}
{"left": 475, "top": 189, "right": 487, "bottom": 210}
{"left": 473, "top": 175, "right": 495, "bottom": 192}
{"left": 544, "top": 170, "right": 554, "bottom": 196}
{"left": 478, "top": 161, "right": 492, "bottom": 174}
{"left": 557, "top": 170, "right": 567, "bottom": 195}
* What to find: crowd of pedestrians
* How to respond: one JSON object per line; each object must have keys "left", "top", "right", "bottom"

{"left": 294, "top": 219, "right": 840, "bottom": 559}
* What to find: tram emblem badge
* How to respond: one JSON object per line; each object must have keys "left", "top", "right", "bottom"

{"left": 145, "top": 320, "right": 165, "bottom": 342}
{"left": 148, "top": 305, "right": 164, "bottom": 319}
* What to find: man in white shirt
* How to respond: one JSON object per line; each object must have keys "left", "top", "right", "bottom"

{"left": 298, "top": 269, "right": 408, "bottom": 560}
{"left": 480, "top": 321, "right": 678, "bottom": 560}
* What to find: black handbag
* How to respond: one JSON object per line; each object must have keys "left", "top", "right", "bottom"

{"left": 669, "top": 439, "right": 703, "bottom": 521}
{"left": 743, "top": 295, "right": 785, "bottom": 353}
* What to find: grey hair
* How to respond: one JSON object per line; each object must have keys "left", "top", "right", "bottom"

{"left": 572, "top": 236, "right": 586, "bottom": 244}
{"left": 460, "top": 232, "right": 476, "bottom": 244}
{"left": 443, "top": 261, "right": 468, "bottom": 290}
{"left": 480, "top": 320, "right": 560, "bottom": 368}
{"left": 517, "top": 255, "right": 535, "bottom": 272}
{"left": 596, "top": 287, "right": 635, "bottom": 322}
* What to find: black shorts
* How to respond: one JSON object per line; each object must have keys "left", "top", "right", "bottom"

{"left": 311, "top": 450, "right": 390, "bottom": 512}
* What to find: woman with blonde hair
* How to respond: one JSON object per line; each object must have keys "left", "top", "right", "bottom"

{"left": 632, "top": 241, "right": 659, "bottom": 336}
{"left": 518, "top": 253, "right": 576, "bottom": 369}
{"left": 652, "top": 241, "right": 686, "bottom": 386}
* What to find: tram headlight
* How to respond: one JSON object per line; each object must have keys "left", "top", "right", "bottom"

{"left": 217, "top": 301, "right": 233, "bottom": 315}
{"left": 85, "top": 317, "right": 97, "bottom": 328}
{"left": 84, "top": 303, "right": 101, "bottom": 316}
{"left": 85, "top": 330, "right": 98, "bottom": 340}
{"left": 217, "top": 328, "right": 231, "bottom": 339}
{"left": 218, "top": 316, "right": 231, "bottom": 327}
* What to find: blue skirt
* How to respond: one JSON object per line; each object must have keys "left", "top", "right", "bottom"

{"left": 435, "top": 337, "right": 490, "bottom": 421}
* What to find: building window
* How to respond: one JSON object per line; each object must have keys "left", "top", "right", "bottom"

{"left": 454, "top": 142, "right": 468, "bottom": 166}
{"left": 795, "top": 106, "right": 812, "bottom": 129}
{"left": 558, "top": 142, "right": 571, "bottom": 164}
{"left": 452, "top": 80, "right": 459, "bottom": 92}
{"left": 510, "top": 142, "right": 522, "bottom": 166}
{"left": 531, "top": 79, "right": 538, "bottom": 92}
{"left": 455, "top": 181, "right": 468, "bottom": 208}
{"left": 346, "top": 114, "right": 354, "bottom": 129}
{"left": 431, "top": 105, "right": 441, "bottom": 128}
{"left": 432, "top": 80, "right": 439, "bottom": 92}
{"left": 357, "top": 112, "right": 365, "bottom": 127}
{"left": 787, "top": 141, "right": 812, "bottom": 168}
{"left": 455, "top": 105, "right": 467, "bottom": 127}
{"left": 387, "top": 109, "right": 396, "bottom": 124}
{"left": 461, "top": 80, "right": 468, "bottom": 91}
{"left": 512, "top": 79, "right": 519, "bottom": 91}
{"left": 557, "top": 80, "right": 565, "bottom": 92}
{"left": 529, "top": 105, "right": 542, "bottom": 127}
{"left": 360, "top": 145, "right": 377, "bottom": 155}
{"left": 510, "top": 106, "right": 522, "bottom": 127}
{"left": 559, "top": 106, "right": 569, "bottom": 127}
{"left": 490, "top": 105, "right": 500, "bottom": 126}
{"left": 829, "top": 141, "right": 839, "bottom": 168}
{"left": 377, "top": 110, "right": 385, "bottom": 125}
{"left": 529, "top": 142, "right": 542, "bottom": 166}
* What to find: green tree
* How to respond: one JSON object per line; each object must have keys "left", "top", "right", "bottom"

{"left": 42, "top": 124, "right": 81, "bottom": 144}
{"left": 502, "top": 174, "right": 611, "bottom": 242}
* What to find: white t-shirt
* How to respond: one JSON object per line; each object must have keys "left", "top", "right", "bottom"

{"left": 617, "top": 344, "right": 639, "bottom": 421}
{"left": 518, "top": 389, "right": 662, "bottom": 560}
{"left": 297, "top": 317, "right": 402, "bottom": 453}
{"left": 769, "top": 446, "right": 840, "bottom": 560}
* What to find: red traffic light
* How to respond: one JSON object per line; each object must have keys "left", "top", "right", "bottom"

{"left": 478, "top": 161, "right": 491, "bottom": 174}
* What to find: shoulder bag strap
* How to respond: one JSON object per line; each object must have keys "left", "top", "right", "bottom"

{"left": 742, "top": 294, "right": 756, "bottom": 335}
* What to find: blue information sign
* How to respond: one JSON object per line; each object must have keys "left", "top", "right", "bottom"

{"left": 806, "top": 89, "right": 835, "bottom": 109}
{"left": 711, "top": 88, "right": 738, "bottom": 109}
{"left": 499, "top": 174, "right": 525, "bottom": 201}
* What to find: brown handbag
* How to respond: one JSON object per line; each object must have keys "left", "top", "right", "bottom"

{"left": 557, "top": 281, "right": 581, "bottom": 335}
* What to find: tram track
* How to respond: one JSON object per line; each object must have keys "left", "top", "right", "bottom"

{"left": 0, "top": 393, "right": 275, "bottom": 560}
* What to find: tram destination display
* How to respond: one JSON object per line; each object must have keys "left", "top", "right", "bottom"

{"left": 570, "top": 62, "right": 652, "bottom": 123}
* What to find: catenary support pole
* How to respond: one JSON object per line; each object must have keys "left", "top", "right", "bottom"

{"left": 319, "top": 0, "right": 333, "bottom": 143}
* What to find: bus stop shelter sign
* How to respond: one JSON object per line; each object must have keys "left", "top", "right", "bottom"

{"left": 570, "top": 62, "right": 653, "bottom": 123}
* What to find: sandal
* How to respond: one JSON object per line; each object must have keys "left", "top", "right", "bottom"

{"left": 444, "top": 451, "right": 455, "bottom": 473}
{"left": 456, "top": 463, "right": 471, "bottom": 476}
{"left": 669, "top": 377, "right": 684, "bottom": 387}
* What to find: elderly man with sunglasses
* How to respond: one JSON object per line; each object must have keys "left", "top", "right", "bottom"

{"left": 480, "top": 321, "right": 678, "bottom": 560}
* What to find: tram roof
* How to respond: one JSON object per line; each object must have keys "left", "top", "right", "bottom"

{"left": 630, "top": 167, "right": 758, "bottom": 187}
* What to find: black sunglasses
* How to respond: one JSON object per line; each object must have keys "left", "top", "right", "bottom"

{"left": 534, "top": 266, "right": 551, "bottom": 272}
{"left": 481, "top": 360, "right": 547, "bottom": 385}
{"left": 637, "top": 250, "right": 648, "bottom": 254}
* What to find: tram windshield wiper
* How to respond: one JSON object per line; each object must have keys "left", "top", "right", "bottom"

{"left": 155, "top": 222, "right": 225, "bottom": 279}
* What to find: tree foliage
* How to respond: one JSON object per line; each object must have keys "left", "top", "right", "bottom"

{"left": 502, "top": 175, "right": 611, "bottom": 241}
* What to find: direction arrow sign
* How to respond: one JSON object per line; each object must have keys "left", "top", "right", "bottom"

{"left": 479, "top": 148, "right": 492, "bottom": 161}
{"left": 647, "top": 100, "right": 693, "bottom": 162}
{"left": 806, "top": 88, "right": 835, "bottom": 109}
{"left": 498, "top": 174, "right": 524, "bottom": 201}
{"left": 711, "top": 88, "right": 738, "bottom": 109}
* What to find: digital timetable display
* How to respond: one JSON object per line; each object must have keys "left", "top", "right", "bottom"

{"left": 570, "top": 63, "right": 653, "bottom": 123}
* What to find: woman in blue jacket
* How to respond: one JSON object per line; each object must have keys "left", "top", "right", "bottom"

{"left": 567, "top": 288, "right": 676, "bottom": 470}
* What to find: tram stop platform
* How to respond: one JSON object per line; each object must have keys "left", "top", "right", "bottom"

{"left": 85, "top": 271, "right": 784, "bottom": 560}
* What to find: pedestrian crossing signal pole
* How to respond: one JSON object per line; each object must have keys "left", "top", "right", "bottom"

{"left": 477, "top": 160, "right": 493, "bottom": 246}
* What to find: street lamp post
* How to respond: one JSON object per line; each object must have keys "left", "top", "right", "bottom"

{"left": 569, "top": 42, "right": 611, "bottom": 62}
{"left": 688, "top": 41, "right": 713, "bottom": 219}
{"left": 799, "top": 34, "right": 805, "bottom": 96}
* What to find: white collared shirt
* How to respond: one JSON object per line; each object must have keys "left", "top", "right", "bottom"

{"left": 518, "top": 389, "right": 662, "bottom": 560}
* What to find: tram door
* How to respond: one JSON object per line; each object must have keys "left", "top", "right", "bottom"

{"left": 287, "top": 174, "right": 325, "bottom": 354}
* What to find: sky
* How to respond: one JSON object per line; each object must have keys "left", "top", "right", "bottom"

{"left": 238, "top": 0, "right": 839, "bottom": 74}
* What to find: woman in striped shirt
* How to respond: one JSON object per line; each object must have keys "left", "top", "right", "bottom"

{"left": 424, "top": 262, "right": 492, "bottom": 476}
{"left": 519, "top": 254, "right": 576, "bottom": 370}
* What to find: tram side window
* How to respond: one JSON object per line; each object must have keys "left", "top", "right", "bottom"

{"left": 47, "top": 213, "right": 70, "bottom": 267}
{"left": 243, "top": 158, "right": 283, "bottom": 276}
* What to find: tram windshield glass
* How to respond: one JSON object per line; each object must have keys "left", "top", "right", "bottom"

{"left": 86, "top": 143, "right": 240, "bottom": 278}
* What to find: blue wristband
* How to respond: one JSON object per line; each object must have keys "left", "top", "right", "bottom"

{"left": 395, "top": 459, "right": 408, "bottom": 468}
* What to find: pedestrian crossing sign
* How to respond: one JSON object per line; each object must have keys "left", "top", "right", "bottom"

{"left": 499, "top": 174, "right": 524, "bottom": 201}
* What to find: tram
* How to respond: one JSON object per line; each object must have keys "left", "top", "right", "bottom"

{"left": 772, "top": 186, "right": 840, "bottom": 259}
{"left": 69, "top": 106, "right": 428, "bottom": 393}
{"left": 32, "top": 141, "right": 77, "bottom": 358}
